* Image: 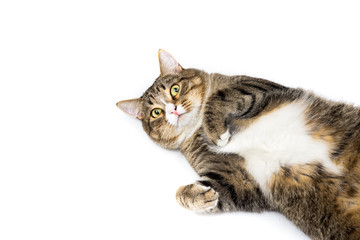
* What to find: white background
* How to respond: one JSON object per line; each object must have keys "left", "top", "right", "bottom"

{"left": 1, "top": 1, "right": 359, "bottom": 239}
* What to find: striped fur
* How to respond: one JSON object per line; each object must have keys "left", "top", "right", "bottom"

{"left": 117, "top": 51, "right": 360, "bottom": 239}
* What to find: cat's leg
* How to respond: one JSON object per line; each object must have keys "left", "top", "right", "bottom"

{"left": 203, "top": 87, "right": 262, "bottom": 146}
{"left": 176, "top": 151, "right": 271, "bottom": 213}
{"left": 176, "top": 174, "right": 271, "bottom": 213}
{"left": 202, "top": 89, "right": 238, "bottom": 146}
{"left": 271, "top": 164, "right": 360, "bottom": 239}
{"left": 180, "top": 128, "right": 271, "bottom": 213}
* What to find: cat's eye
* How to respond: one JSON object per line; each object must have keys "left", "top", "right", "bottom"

{"left": 170, "top": 84, "right": 180, "bottom": 98}
{"left": 151, "top": 108, "right": 163, "bottom": 118}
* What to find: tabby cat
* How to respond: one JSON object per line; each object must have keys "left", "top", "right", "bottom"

{"left": 116, "top": 50, "right": 360, "bottom": 239}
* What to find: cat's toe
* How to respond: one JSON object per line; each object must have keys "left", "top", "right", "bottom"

{"left": 196, "top": 184, "right": 218, "bottom": 207}
{"left": 217, "top": 130, "right": 231, "bottom": 147}
{"left": 176, "top": 183, "right": 219, "bottom": 212}
{"left": 199, "top": 189, "right": 219, "bottom": 211}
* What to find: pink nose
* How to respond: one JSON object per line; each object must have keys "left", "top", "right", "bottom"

{"left": 170, "top": 106, "right": 179, "bottom": 116}
{"left": 170, "top": 109, "right": 179, "bottom": 116}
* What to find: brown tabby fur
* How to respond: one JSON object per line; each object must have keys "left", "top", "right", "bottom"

{"left": 117, "top": 50, "right": 360, "bottom": 239}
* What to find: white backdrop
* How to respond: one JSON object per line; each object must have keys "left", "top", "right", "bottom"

{"left": 1, "top": 1, "right": 359, "bottom": 239}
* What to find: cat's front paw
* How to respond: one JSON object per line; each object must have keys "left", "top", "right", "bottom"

{"left": 176, "top": 183, "right": 219, "bottom": 212}
{"left": 205, "top": 128, "right": 231, "bottom": 147}
{"left": 216, "top": 130, "right": 231, "bottom": 147}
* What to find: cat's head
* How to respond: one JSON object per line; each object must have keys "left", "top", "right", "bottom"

{"left": 117, "top": 50, "right": 209, "bottom": 149}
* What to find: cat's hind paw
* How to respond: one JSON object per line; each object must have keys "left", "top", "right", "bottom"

{"left": 176, "top": 183, "right": 219, "bottom": 212}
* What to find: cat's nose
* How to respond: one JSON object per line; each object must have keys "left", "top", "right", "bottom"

{"left": 170, "top": 106, "right": 179, "bottom": 116}
{"left": 165, "top": 103, "right": 179, "bottom": 116}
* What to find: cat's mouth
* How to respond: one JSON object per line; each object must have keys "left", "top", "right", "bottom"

{"left": 178, "top": 112, "right": 187, "bottom": 118}
{"left": 166, "top": 111, "right": 189, "bottom": 127}
{"left": 175, "top": 112, "right": 187, "bottom": 125}
{"left": 165, "top": 103, "right": 190, "bottom": 126}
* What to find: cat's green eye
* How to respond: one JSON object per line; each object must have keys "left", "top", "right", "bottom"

{"left": 151, "top": 108, "right": 162, "bottom": 118}
{"left": 170, "top": 84, "right": 180, "bottom": 98}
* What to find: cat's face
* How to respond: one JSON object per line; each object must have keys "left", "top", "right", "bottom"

{"left": 117, "top": 50, "right": 209, "bottom": 149}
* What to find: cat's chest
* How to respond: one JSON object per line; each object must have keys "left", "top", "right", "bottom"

{"left": 216, "top": 103, "right": 340, "bottom": 194}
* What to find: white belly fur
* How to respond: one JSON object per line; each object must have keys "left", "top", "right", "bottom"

{"left": 216, "top": 102, "right": 341, "bottom": 194}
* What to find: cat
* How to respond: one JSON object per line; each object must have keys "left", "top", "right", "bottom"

{"left": 116, "top": 50, "right": 360, "bottom": 240}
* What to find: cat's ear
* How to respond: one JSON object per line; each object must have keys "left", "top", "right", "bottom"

{"left": 158, "top": 49, "right": 183, "bottom": 76}
{"left": 116, "top": 98, "right": 144, "bottom": 120}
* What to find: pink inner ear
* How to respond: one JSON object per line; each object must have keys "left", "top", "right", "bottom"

{"left": 116, "top": 99, "right": 143, "bottom": 120}
{"left": 123, "top": 103, "right": 137, "bottom": 116}
{"left": 158, "top": 50, "right": 182, "bottom": 76}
